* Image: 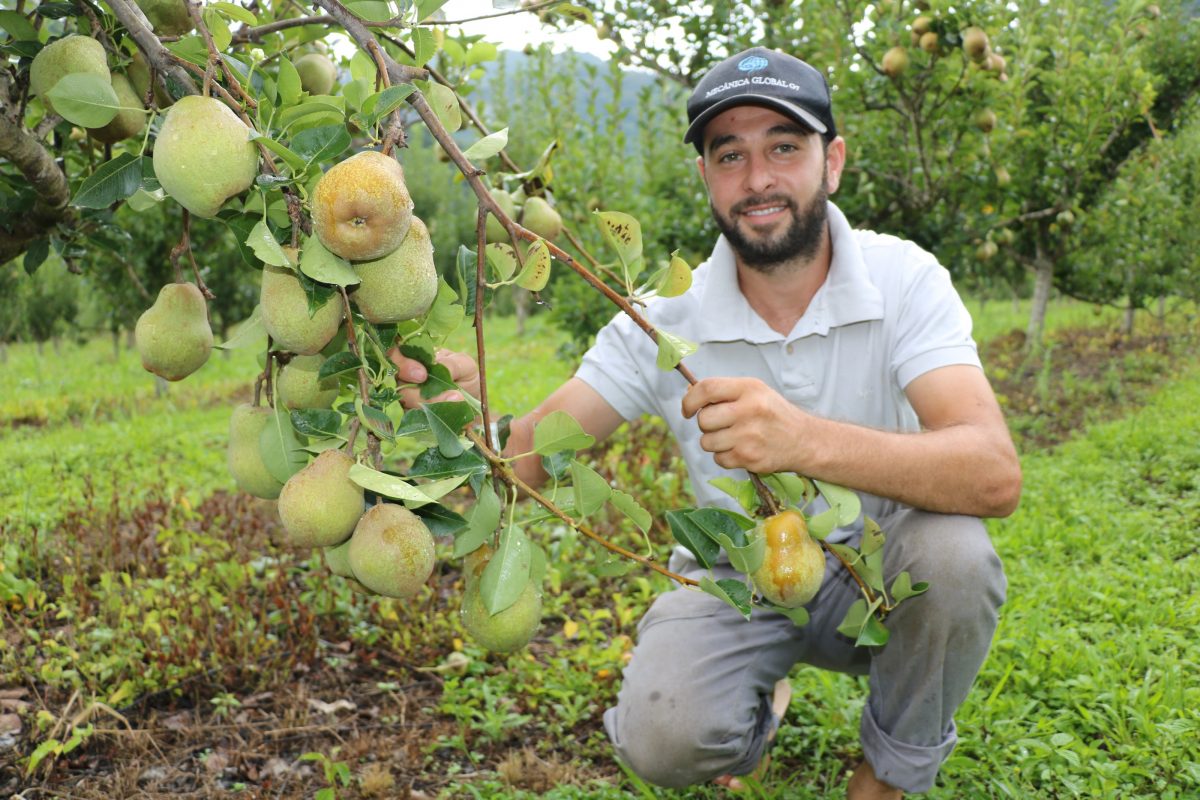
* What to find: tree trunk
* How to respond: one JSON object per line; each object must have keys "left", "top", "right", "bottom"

{"left": 112, "top": 328, "right": 121, "bottom": 361}
{"left": 126, "top": 328, "right": 136, "bottom": 350}
{"left": 0, "top": 342, "right": 7, "bottom": 364}
{"left": 1026, "top": 249, "right": 1053, "bottom": 347}
{"left": 36, "top": 339, "right": 44, "bottom": 358}
{"left": 1122, "top": 300, "right": 1136, "bottom": 335}
{"left": 52, "top": 337, "right": 61, "bottom": 356}
{"left": 154, "top": 376, "right": 168, "bottom": 398}
{"left": 513, "top": 287, "right": 529, "bottom": 336}
{"left": 1157, "top": 295, "right": 1167, "bottom": 321}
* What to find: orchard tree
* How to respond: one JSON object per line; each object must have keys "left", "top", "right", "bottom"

{"left": 0, "top": 0, "right": 928, "bottom": 691}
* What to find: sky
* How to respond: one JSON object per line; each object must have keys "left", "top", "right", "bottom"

{"left": 438, "top": 0, "right": 618, "bottom": 58}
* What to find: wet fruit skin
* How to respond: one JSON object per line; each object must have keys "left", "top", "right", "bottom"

{"left": 751, "top": 509, "right": 826, "bottom": 608}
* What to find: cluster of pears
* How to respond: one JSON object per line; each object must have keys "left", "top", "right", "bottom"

{"left": 485, "top": 188, "right": 564, "bottom": 246}
{"left": 750, "top": 509, "right": 826, "bottom": 608}
{"left": 29, "top": 35, "right": 148, "bottom": 145}
{"left": 881, "top": 19, "right": 1007, "bottom": 83}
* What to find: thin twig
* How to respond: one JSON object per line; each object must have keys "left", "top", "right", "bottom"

{"left": 474, "top": 208, "right": 493, "bottom": 452}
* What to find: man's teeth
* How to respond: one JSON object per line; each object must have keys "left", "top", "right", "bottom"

{"left": 745, "top": 206, "right": 785, "bottom": 216}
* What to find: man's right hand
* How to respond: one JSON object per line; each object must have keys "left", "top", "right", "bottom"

{"left": 387, "top": 347, "right": 481, "bottom": 409}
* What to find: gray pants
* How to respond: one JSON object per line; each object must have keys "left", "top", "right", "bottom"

{"left": 603, "top": 508, "right": 1006, "bottom": 794}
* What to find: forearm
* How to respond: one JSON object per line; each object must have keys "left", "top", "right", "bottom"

{"left": 797, "top": 415, "right": 1021, "bottom": 518}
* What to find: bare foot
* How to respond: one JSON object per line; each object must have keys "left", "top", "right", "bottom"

{"left": 714, "top": 679, "right": 792, "bottom": 791}
{"left": 847, "top": 760, "right": 903, "bottom": 800}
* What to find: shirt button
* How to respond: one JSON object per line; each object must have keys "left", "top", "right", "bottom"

{"left": 786, "top": 344, "right": 795, "bottom": 355}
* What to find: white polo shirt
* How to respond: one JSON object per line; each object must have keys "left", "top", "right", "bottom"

{"left": 575, "top": 201, "right": 981, "bottom": 542}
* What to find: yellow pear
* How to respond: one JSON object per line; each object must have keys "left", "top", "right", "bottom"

{"left": 311, "top": 150, "right": 413, "bottom": 261}
{"left": 91, "top": 73, "right": 146, "bottom": 144}
{"left": 277, "top": 354, "right": 339, "bottom": 409}
{"left": 519, "top": 196, "right": 563, "bottom": 241}
{"left": 278, "top": 450, "right": 364, "bottom": 548}
{"left": 227, "top": 404, "right": 284, "bottom": 499}
{"left": 350, "top": 217, "right": 438, "bottom": 324}
{"left": 295, "top": 53, "right": 337, "bottom": 95}
{"left": 460, "top": 575, "right": 543, "bottom": 653}
{"left": 30, "top": 36, "right": 110, "bottom": 114}
{"left": 347, "top": 504, "right": 435, "bottom": 598}
{"left": 134, "top": 282, "right": 212, "bottom": 381}
{"left": 882, "top": 47, "right": 909, "bottom": 78}
{"left": 962, "top": 27, "right": 990, "bottom": 63}
{"left": 751, "top": 510, "right": 825, "bottom": 608}
{"left": 260, "top": 265, "right": 344, "bottom": 355}
{"left": 153, "top": 95, "right": 259, "bottom": 218}
{"left": 134, "top": 0, "right": 194, "bottom": 35}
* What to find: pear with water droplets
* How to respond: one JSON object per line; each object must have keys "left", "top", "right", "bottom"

{"left": 311, "top": 150, "right": 413, "bottom": 261}
{"left": 153, "top": 95, "right": 259, "bottom": 218}
{"left": 135, "top": 282, "right": 212, "bottom": 381}
{"left": 30, "top": 35, "right": 110, "bottom": 115}
{"left": 350, "top": 217, "right": 438, "bottom": 324}
{"left": 260, "top": 265, "right": 343, "bottom": 355}
{"left": 227, "top": 404, "right": 284, "bottom": 499}
{"left": 347, "top": 504, "right": 435, "bottom": 598}
{"left": 278, "top": 450, "right": 364, "bottom": 548}
{"left": 277, "top": 354, "right": 339, "bottom": 409}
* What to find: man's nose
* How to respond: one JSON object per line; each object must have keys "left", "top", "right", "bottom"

{"left": 743, "top": 152, "right": 776, "bottom": 195}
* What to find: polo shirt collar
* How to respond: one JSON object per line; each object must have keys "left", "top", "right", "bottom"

{"left": 696, "top": 201, "right": 884, "bottom": 343}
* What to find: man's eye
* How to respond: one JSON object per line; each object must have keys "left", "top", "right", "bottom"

{"left": 718, "top": 151, "right": 742, "bottom": 163}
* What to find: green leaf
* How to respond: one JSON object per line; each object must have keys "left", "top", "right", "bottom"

{"left": 300, "top": 235, "right": 359, "bottom": 287}
{"left": 455, "top": 244, "right": 493, "bottom": 316}
{"left": 464, "top": 40, "right": 498, "bottom": 67}
{"left": 699, "top": 577, "right": 752, "bottom": 619}
{"left": 455, "top": 482, "right": 500, "bottom": 558}
{"left": 762, "top": 472, "right": 814, "bottom": 507}
{"left": 126, "top": 188, "right": 166, "bottom": 212}
{"left": 318, "top": 350, "right": 361, "bottom": 381}
{"left": 655, "top": 329, "right": 697, "bottom": 371}
{"left": 290, "top": 409, "right": 342, "bottom": 437}
{"left": 424, "top": 278, "right": 465, "bottom": 340}
{"left": 354, "top": 397, "right": 394, "bottom": 441}
{"left": 279, "top": 95, "right": 346, "bottom": 132}
{"left": 46, "top": 73, "right": 118, "bottom": 128}
{"left": 860, "top": 516, "right": 885, "bottom": 555}
{"left": 414, "top": 502, "right": 468, "bottom": 538}
{"left": 815, "top": 480, "right": 862, "bottom": 526}
{"left": 421, "top": 403, "right": 465, "bottom": 458}
{"left": 462, "top": 127, "right": 508, "bottom": 161}
{"left": 25, "top": 738, "right": 61, "bottom": 776}
{"left": 211, "top": 1, "right": 257, "bottom": 24}
{"left": 484, "top": 243, "right": 517, "bottom": 282}
{"left": 609, "top": 489, "right": 651, "bottom": 533}
{"left": 827, "top": 542, "right": 860, "bottom": 566}
{"left": 348, "top": 464, "right": 467, "bottom": 507}
{"left": 836, "top": 598, "right": 869, "bottom": 639}
{"left": 665, "top": 509, "right": 720, "bottom": 569}
{"left": 532, "top": 410, "right": 595, "bottom": 455}
{"left": 291, "top": 124, "right": 351, "bottom": 165}
{"left": 570, "top": 459, "right": 611, "bottom": 517}
{"left": 540, "top": 451, "right": 572, "bottom": 482}
{"left": 773, "top": 605, "right": 811, "bottom": 626}
{"left": 277, "top": 57, "right": 302, "bottom": 106}
{"left": 423, "top": 81, "right": 461, "bottom": 133}
{"left": 22, "top": 239, "right": 49, "bottom": 276}
{"left": 716, "top": 529, "right": 765, "bottom": 576}
{"left": 419, "top": 363, "right": 460, "bottom": 400}
{"left": 859, "top": 547, "right": 885, "bottom": 593}
{"left": 411, "top": 26, "right": 437, "bottom": 67}
{"left": 515, "top": 239, "right": 551, "bottom": 291}
{"left": 0, "top": 11, "right": 40, "bottom": 41}
{"left": 807, "top": 506, "right": 840, "bottom": 540}
{"left": 856, "top": 614, "right": 890, "bottom": 647}
{"left": 709, "top": 476, "right": 758, "bottom": 515}
{"left": 657, "top": 250, "right": 692, "bottom": 297}
{"left": 409, "top": 446, "right": 488, "bottom": 480}
{"left": 247, "top": 131, "right": 307, "bottom": 173}
{"left": 202, "top": 8, "right": 232, "bottom": 52}
{"left": 480, "top": 524, "right": 532, "bottom": 614}
{"left": 889, "top": 571, "right": 930, "bottom": 603}
{"left": 247, "top": 219, "right": 290, "bottom": 267}
{"left": 73, "top": 153, "right": 142, "bottom": 209}
{"left": 259, "top": 406, "right": 307, "bottom": 484}
{"left": 365, "top": 84, "right": 415, "bottom": 120}
{"left": 595, "top": 210, "right": 643, "bottom": 266}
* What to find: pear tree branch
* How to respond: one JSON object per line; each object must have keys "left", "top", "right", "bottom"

{"left": 0, "top": 114, "right": 75, "bottom": 264}
{"left": 104, "top": 0, "right": 198, "bottom": 95}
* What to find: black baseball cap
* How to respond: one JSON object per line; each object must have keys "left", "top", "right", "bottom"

{"left": 684, "top": 47, "right": 837, "bottom": 152}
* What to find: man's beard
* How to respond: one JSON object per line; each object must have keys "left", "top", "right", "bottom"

{"left": 712, "top": 182, "right": 829, "bottom": 273}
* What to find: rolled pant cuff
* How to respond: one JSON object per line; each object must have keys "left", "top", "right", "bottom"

{"left": 859, "top": 704, "right": 957, "bottom": 794}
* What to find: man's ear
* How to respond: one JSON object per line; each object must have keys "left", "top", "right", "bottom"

{"left": 825, "top": 137, "right": 847, "bottom": 195}
{"left": 695, "top": 154, "right": 706, "bottom": 182}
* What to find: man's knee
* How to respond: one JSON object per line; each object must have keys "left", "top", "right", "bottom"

{"left": 885, "top": 510, "right": 1007, "bottom": 615}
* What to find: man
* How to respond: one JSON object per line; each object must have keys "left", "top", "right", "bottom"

{"left": 394, "top": 47, "right": 1020, "bottom": 798}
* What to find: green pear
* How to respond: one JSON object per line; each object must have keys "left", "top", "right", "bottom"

{"left": 134, "top": 0, "right": 194, "bottom": 36}
{"left": 30, "top": 36, "right": 110, "bottom": 114}
{"left": 153, "top": 95, "right": 259, "bottom": 218}
{"left": 260, "top": 265, "right": 343, "bottom": 355}
{"left": 324, "top": 538, "right": 355, "bottom": 578}
{"left": 278, "top": 450, "right": 364, "bottom": 548}
{"left": 460, "top": 577, "right": 543, "bottom": 653}
{"left": 311, "top": 150, "right": 413, "bottom": 261}
{"left": 126, "top": 52, "right": 173, "bottom": 108}
{"left": 91, "top": 73, "right": 146, "bottom": 144}
{"left": 277, "top": 354, "right": 339, "bottom": 409}
{"left": 520, "top": 196, "right": 563, "bottom": 241}
{"left": 134, "top": 282, "right": 212, "bottom": 381}
{"left": 227, "top": 404, "right": 284, "bottom": 499}
{"left": 750, "top": 510, "right": 825, "bottom": 608}
{"left": 347, "top": 504, "right": 435, "bottom": 599}
{"left": 295, "top": 53, "right": 337, "bottom": 95}
{"left": 350, "top": 217, "right": 438, "bottom": 324}
{"left": 485, "top": 189, "right": 516, "bottom": 243}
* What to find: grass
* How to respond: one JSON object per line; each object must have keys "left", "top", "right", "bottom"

{"left": 2, "top": 297, "right": 1197, "bottom": 797}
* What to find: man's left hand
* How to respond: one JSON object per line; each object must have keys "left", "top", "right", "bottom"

{"left": 681, "top": 377, "right": 812, "bottom": 475}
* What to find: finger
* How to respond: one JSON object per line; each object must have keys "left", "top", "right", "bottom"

{"left": 388, "top": 347, "right": 428, "bottom": 383}
{"left": 682, "top": 378, "right": 744, "bottom": 419}
{"left": 695, "top": 402, "right": 735, "bottom": 433}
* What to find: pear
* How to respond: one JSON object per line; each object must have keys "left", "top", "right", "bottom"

{"left": 750, "top": 510, "right": 825, "bottom": 608}
{"left": 126, "top": 52, "right": 173, "bottom": 108}
{"left": 519, "top": 196, "right": 563, "bottom": 241}
{"left": 260, "top": 265, "right": 343, "bottom": 355}
{"left": 153, "top": 95, "right": 259, "bottom": 218}
{"left": 350, "top": 217, "right": 438, "bottom": 324}
{"left": 311, "top": 150, "right": 414, "bottom": 261}
{"left": 134, "top": 0, "right": 194, "bottom": 36}
{"left": 460, "top": 577, "right": 543, "bottom": 653}
{"left": 347, "top": 504, "right": 435, "bottom": 599}
{"left": 134, "top": 282, "right": 212, "bottom": 381}
{"left": 91, "top": 73, "right": 146, "bottom": 144}
{"left": 961, "top": 27, "right": 990, "bottom": 63}
{"left": 324, "top": 538, "right": 355, "bottom": 578}
{"left": 295, "top": 53, "right": 337, "bottom": 95}
{"left": 485, "top": 189, "right": 516, "bottom": 243}
{"left": 278, "top": 450, "right": 364, "bottom": 548}
{"left": 911, "top": 15, "right": 933, "bottom": 35}
{"left": 227, "top": 404, "right": 285, "bottom": 499}
{"left": 975, "top": 108, "right": 997, "bottom": 133}
{"left": 277, "top": 354, "right": 339, "bottom": 409}
{"left": 919, "top": 31, "right": 940, "bottom": 53}
{"left": 882, "top": 47, "right": 909, "bottom": 78}
{"left": 30, "top": 36, "right": 110, "bottom": 114}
